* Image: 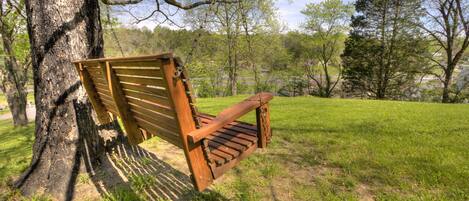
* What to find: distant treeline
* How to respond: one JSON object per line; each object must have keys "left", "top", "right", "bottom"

{"left": 101, "top": 0, "right": 469, "bottom": 103}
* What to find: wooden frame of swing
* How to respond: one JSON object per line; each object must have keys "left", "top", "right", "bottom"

{"left": 73, "top": 53, "right": 273, "bottom": 191}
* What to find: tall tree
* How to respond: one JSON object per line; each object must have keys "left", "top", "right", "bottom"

{"left": 16, "top": 0, "right": 235, "bottom": 199}
{"left": 342, "top": 0, "right": 428, "bottom": 99}
{"left": 420, "top": 0, "right": 469, "bottom": 103}
{"left": 237, "top": 0, "right": 279, "bottom": 93}
{"left": 302, "top": 0, "right": 353, "bottom": 97}
{"left": 0, "top": 0, "right": 30, "bottom": 126}
{"left": 185, "top": 0, "right": 278, "bottom": 96}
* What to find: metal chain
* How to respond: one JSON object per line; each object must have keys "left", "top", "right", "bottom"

{"left": 184, "top": 0, "right": 217, "bottom": 66}
{"left": 176, "top": 2, "right": 217, "bottom": 163}
{"left": 175, "top": 1, "right": 217, "bottom": 128}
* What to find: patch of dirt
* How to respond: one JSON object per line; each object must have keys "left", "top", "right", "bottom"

{"left": 140, "top": 138, "right": 190, "bottom": 175}
{"left": 269, "top": 139, "right": 376, "bottom": 201}
{"left": 356, "top": 184, "right": 374, "bottom": 201}
{"left": 0, "top": 107, "right": 36, "bottom": 121}
{"left": 72, "top": 139, "right": 199, "bottom": 201}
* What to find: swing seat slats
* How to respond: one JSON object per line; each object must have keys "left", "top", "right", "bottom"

{"left": 198, "top": 114, "right": 258, "bottom": 163}
{"left": 73, "top": 53, "right": 273, "bottom": 191}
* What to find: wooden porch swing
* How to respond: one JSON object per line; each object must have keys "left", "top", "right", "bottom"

{"left": 73, "top": 53, "right": 273, "bottom": 191}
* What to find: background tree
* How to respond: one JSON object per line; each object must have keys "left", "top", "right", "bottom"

{"left": 301, "top": 0, "right": 353, "bottom": 97}
{"left": 16, "top": 0, "right": 235, "bottom": 199}
{"left": 419, "top": 0, "right": 469, "bottom": 103}
{"left": 184, "top": 0, "right": 281, "bottom": 96}
{"left": 342, "top": 0, "right": 428, "bottom": 99}
{"left": 0, "top": 0, "right": 30, "bottom": 126}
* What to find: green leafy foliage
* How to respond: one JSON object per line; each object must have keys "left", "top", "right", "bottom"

{"left": 301, "top": 0, "right": 354, "bottom": 97}
{"left": 342, "top": 0, "right": 430, "bottom": 99}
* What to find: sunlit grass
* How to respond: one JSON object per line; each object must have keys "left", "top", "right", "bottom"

{"left": 0, "top": 119, "right": 34, "bottom": 184}
{"left": 1, "top": 96, "right": 469, "bottom": 200}
{"left": 197, "top": 96, "right": 469, "bottom": 200}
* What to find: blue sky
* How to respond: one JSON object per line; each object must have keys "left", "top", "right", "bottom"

{"left": 116, "top": 0, "right": 354, "bottom": 31}
{"left": 276, "top": 0, "right": 319, "bottom": 30}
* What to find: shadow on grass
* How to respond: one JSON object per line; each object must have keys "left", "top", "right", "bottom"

{"left": 88, "top": 139, "right": 227, "bottom": 201}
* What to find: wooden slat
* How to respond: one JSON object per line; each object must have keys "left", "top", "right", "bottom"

{"left": 100, "top": 99, "right": 117, "bottom": 112}
{"left": 222, "top": 125, "right": 257, "bottom": 137}
{"left": 199, "top": 117, "right": 257, "bottom": 137}
{"left": 208, "top": 153, "right": 225, "bottom": 166}
{"left": 103, "top": 61, "right": 144, "bottom": 145}
{"left": 199, "top": 114, "right": 258, "bottom": 133}
{"left": 206, "top": 135, "right": 246, "bottom": 152}
{"left": 198, "top": 114, "right": 257, "bottom": 132}
{"left": 89, "top": 75, "right": 107, "bottom": 85}
{"left": 97, "top": 91, "right": 113, "bottom": 101}
{"left": 80, "top": 61, "right": 101, "bottom": 67}
{"left": 129, "top": 107, "right": 176, "bottom": 130}
{"left": 230, "top": 122, "right": 258, "bottom": 132}
{"left": 95, "top": 88, "right": 112, "bottom": 99}
{"left": 120, "top": 83, "right": 167, "bottom": 97}
{"left": 126, "top": 97, "right": 174, "bottom": 117}
{"left": 114, "top": 68, "right": 163, "bottom": 77}
{"left": 133, "top": 116, "right": 180, "bottom": 141}
{"left": 86, "top": 67, "right": 103, "bottom": 75}
{"left": 73, "top": 53, "right": 172, "bottom": 63}
{"left": 101, "top": 100, "right": 118, "bottom": 114}
{"left": 213, "top": 128, "right": 257, "bottom": 142}
{"left": 130, "top": 107, "right": 179, "bottom": 132}
{"left": 75, "top": 63, "right": 111, "bottom": 124}
{"left": 208, "top": 141, "right": 240, "bottom": 158}
{"left": 209, "top": 149, "right": 232, "bottom": 162}
{"left": 117, "top": 75, "right": 165, "bottom": 86}
{"left": 123, "top": 89, "right": 171, "bottom": 107}
{"left": 133, "top": 116, "right": 182, "bottom": 148}
{"left": 211, "top": 143, "right": 257, "bottom": 176}
{"left": 110, "top": 60, "right": 162, "bottom": 67}
{"left": 210, "top": 132, "right": 253, "bottom": 147}
{"left": 94, "top": 82, "right": 109, "bottom": 91}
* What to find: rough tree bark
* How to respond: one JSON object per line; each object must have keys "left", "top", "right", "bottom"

{"left": 14, "top": 0, "right": 123, "bottom": 199}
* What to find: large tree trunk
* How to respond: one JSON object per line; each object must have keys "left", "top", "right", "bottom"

{"left": 0, "top": 28, "right": 29, "bottom": 126}
{"left": 442, "top": 70, "right": 452, "bottom": 103}
{"left": 15, "top": 0, "right": 123, "bottom": 199}
{"left": 0, "top": 72, "right": 28, "bottom": 126}
{"left": 4, "top": 85, "right": 28, "bottom": 126}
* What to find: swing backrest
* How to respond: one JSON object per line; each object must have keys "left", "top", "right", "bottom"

{"left": 73, "top": 53, "right": 196, "bottom": 147}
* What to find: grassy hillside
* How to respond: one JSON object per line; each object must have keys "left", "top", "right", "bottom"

{"left": 0, "top": 120, "right": 34, "bottom": 189}
{"left": 1, "top": 96, "right": 469, "bottom": 200}
{"left": 197, "top": 96, "right": 469, "bottom": 200}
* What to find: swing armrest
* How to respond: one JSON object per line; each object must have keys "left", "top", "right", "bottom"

{"left": 188, "top": 93, "right": 273, "bottom": 143}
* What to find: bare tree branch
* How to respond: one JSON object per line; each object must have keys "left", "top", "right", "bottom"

{"left": 163, "top": 0, "right": 238, "bottom": 10}
{"left": 102, "top": 0, "right": 238, "bottom": 9}
{"left": 101, "top": 0, "right": 143, "bottom": 5}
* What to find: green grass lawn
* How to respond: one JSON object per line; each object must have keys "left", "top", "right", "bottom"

{"left": 0, "top": 119, "right": 34, "bottom": 185}
{"left": 1, "top": 96, "right": 469, "bottom": 200}
{"left": 0, "top": 93, "right": 5, "bottom": 105}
